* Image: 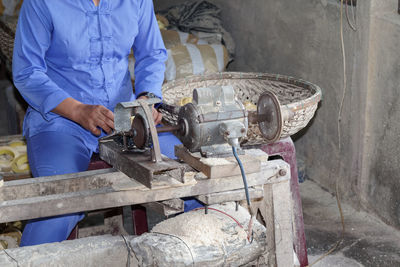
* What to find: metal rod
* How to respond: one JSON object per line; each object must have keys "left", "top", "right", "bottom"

{"left": 156, "top": 125, "right": 181, "bottom": 133}
{"left": 248, "top": 111, "right": 272, "bottom": 124}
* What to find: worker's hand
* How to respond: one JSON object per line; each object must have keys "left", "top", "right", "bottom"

{"left": 138, "top": 96, "right": 163, "bottom": 125}
{"left": 53, "top": 98, "right": 114, "bottom": 136}
{"left": 74, "top": 104, "right": 114, "bottom": 136}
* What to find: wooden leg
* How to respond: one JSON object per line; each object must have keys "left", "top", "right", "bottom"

{"left": 258, "top": 179, "right": 294, "bottom": 267}
{"left": 261, "top": 183, "right": 277, "bottom": 266}
{"left": 261, "top": 138, "right": 308, "bottom": 267}
{"left": 272, "top": 180, "right": 294, "bottom": 267}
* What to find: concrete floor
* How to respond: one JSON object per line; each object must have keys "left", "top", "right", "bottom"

{"left": 301, "top": 180, "right": 400, "bottom": 267}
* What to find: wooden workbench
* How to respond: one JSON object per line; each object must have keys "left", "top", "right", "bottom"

{"left": 0, "top": 156, "right": 294, "bottom": 266}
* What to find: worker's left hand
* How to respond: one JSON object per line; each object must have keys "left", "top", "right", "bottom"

{"left": 137, "top": 95, "right": 163, "bottom": 125}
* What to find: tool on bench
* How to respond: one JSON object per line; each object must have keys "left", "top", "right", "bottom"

{"left": 100, "top": 84, "right": 283, "bottom": 238}
{"left": 99, "top": 85, "right": 282, "bottom": 190}
{"left": 106, "top": 85, "right": 283, "bottom": 156}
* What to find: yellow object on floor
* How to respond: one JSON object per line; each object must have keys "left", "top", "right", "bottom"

{"left": 0, "top": 140, "right": 30, "bottom": 174}
{"left": 12, "top": 154, "right": 30, "bottom": 173}
{"left": 0, "top": 146, "right": 17, "bottom": 172}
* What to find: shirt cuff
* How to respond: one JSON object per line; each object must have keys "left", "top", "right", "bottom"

{"left": 135, "top": 85, "right": 162, "bottom": 100}
{"left": 40, "top": 90, "right": 71, "bottom": 121}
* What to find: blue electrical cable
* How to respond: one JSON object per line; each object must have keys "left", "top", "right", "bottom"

{"left": 232, "top": 146, "right": 251, "bottom": 209}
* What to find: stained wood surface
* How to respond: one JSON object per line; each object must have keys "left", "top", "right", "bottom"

{"left": 175, "top": 145, "right": 261, "bottom": 178}
{"left": 0, "top": 159, "right": 288, "bottom": 223}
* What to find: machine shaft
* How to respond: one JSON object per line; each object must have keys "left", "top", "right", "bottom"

{"left": 155, "top": 125, "right": 181, "bottom": 133}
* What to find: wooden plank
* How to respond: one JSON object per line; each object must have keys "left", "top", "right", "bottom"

{"left": 195, "top": 186, "right": 263, "bottom": 205}
{"left": 99, "top": 141, "right": 185, "bottom": 188}
{"left": 175, "top": 145, "right": 261, "bottom": 178}
{"left": 3, "top": 172, "right": 31, "bottom": 182}
{"left": 0, "top": 169, "right": 119, "bottom": 201}
{"left": 143, "top": 199, "right": 184, "bottom": 217}
{"left": 0, "top": 160, "right": 288, "bottom": 223}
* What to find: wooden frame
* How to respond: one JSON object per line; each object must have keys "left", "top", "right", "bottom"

{"left": 0, "top": 158, "right": 294, "bottom": 266}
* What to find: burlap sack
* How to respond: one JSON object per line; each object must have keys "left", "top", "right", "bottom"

{"left": 165, "top": 43, "right": 228, "bottom": 81}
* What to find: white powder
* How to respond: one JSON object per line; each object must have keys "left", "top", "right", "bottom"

{"left": 151, "top": 203, "right": 250, "bottom": 248}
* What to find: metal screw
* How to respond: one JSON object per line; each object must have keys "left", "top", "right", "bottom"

{"left": 235, "top": 201, "right": 239, "bottom": 211}
{"left": 279, "top": 169, "right": 287, "bottom": 176}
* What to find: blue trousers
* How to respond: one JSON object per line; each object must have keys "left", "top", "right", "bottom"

{"left": 21, "top": 131, "right": 185, "bottom": 246}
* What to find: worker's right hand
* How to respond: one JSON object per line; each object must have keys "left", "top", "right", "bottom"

{"left": 52, "top": 98, "right": 114, "bottom": 136}
{"left": 74, "top": 104, "right": 115, "bottom": 136}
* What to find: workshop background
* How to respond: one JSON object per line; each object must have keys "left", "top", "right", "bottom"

{"left": 0, "top": 0, "right": 399, "bottom": 266}
{"left": 154, "top": 0, "right": 400, "bottom": 230}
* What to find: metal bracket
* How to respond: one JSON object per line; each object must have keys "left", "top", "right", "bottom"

{"left": 113, "top": 98, "right": 162, "bottom": 162}
{"left": 114, "top": 98, "right": 161, "bottom": 133}
{"left": 137, "top": 99, "right": 162, "bottom": 163}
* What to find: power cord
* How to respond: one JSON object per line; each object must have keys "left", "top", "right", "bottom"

{"left": 150, "top": 232, "right": 195, "bottom": 267}
{"left": 232, "top": 146, "right": 254, "bottom": 242}
{"left": 2, "top": 249, "right": 19, "bottom": 267}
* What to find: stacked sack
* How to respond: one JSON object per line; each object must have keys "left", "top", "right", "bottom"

{"left": 129, "top": 14, "right": 230, "bottom": 84}
{"left": 0, "top": 139, "right": 30, "bottom": 175}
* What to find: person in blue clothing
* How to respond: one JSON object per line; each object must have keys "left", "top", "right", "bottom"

{"left": 12, "top": 0, "right": 186, "bottom": 246}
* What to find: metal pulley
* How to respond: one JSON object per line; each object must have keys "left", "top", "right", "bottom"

{"left": 248, "top": 90, "right": 284, "bottom": 144}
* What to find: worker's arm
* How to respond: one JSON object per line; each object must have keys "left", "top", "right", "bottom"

{"left": 13, "top": 0, "right": 113, "bottom": 135}
{"left": 132, "top": 0, "right": 167, "bottom": 100}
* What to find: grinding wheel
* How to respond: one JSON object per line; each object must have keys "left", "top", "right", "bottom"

{"left": 131, "top": 114, "right": 149, "bottom": 149}
{"left": 257, "top": 91, "right": 283, "bottom": 143}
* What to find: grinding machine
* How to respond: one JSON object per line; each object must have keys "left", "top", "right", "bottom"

{"left": 99, "top": 84, "right": 284, "bottom": 189}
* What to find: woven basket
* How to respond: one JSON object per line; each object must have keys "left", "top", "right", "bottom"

{"left": 0, "top": 16, "right": 18, "bottom": 73}
{"left": 161, "top": 72, "right": 322, "bottom": 145}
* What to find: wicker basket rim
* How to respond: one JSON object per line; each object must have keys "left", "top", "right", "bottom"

{"left": 162, "top": 72, "right": 322, "bottom": 110}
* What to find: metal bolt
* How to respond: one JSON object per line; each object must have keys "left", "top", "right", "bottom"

{"left": 205, "top": 205, "right": 209, "bottom": 214}
{"left": 240, "top": 128, "right": 246, "bottom": 133}
{"left": 216, "top": 100, "right": 222, "bottom": 106}
{"left": 279, "top": 169, "right": 287, "bottom": 176}
{"left": 235, "top": 201, "right": 239, "bottom": 211}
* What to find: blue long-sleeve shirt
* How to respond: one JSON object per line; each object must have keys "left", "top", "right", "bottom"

{"left": 12, "top": 0, "right": 167, "bottom": 152}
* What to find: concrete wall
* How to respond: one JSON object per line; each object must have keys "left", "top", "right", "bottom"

{"left": 154, "top": 0, "right": 400, "bottom": 228}
{"left": 361, "top": 0, "right": 400, "bottom": 227}
{"left": 211, "top": 0, "right": 367, "bottom": 205}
